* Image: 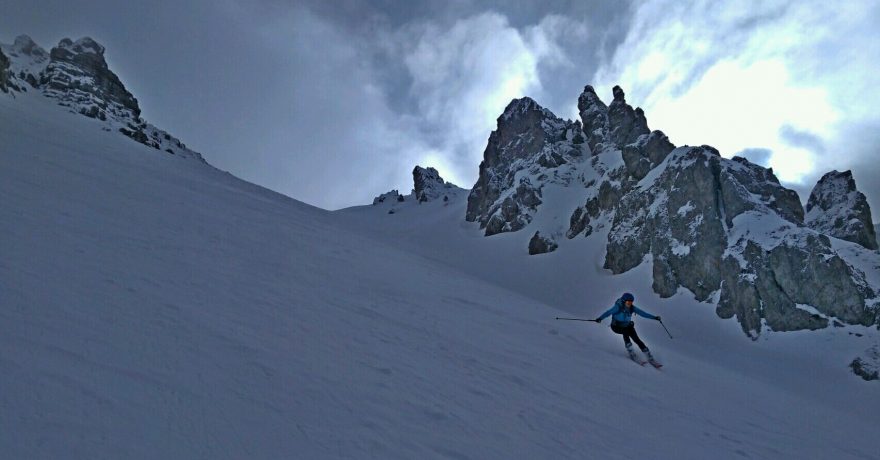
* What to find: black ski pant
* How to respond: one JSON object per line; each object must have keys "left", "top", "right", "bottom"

{"left": 611, "top": 323, "right": 648, "bottom": 351}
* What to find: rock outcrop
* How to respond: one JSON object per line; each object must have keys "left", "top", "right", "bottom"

{"left": 1, "top": 35, "right": 204, "bottom": 161}
{"left": 805, "top": 170, "right": 878, "bottom": 250}
{"left": 850, "top": 344, "right": 880, "bottom": 381}
{"left": 528, "top": 231, "right": 558, "bottom": 255}
{"left": 466, "top": 97, "right": 587, "bottom": 236}
{"left": 42, "top": 37, "right": 140, "bottom": 121}
{"left": 373, "top": 167, "right": 464, "bottom": 210}
{"left": 413, "top": 166, "right": 457, "bottom": 203}
{"left": 605, "top": 145, "right": 874, "bottom": 336}
{"left": 373, "top": 190, "right": 402, "bottom": 205}
{"left": 465, "top": 84, "right": 880, "bottom": 336}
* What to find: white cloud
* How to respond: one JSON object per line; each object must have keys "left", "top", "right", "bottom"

{"left": 238, "top": 9, "right": 589, "bottom": 208}
{"left": 398, "top": 12, "right": 588, "bottom": 189}
{"left": 594, "top": 0, "right": 880, "bottom": 189}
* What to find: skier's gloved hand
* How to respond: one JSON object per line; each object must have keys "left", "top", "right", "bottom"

{"left": 655, "top": 316, "right": 662, "bottom": 321}
{"left": 594, "top": 318, "right": 602, "bottom": 323}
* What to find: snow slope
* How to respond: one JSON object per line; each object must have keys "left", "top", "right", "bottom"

{"left": 2, "top": 90, "right": 879, "bottom": 459}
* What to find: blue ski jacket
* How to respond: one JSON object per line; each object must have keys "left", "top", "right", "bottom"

{"left": 597, "top": 298, "right": 658, "bottom": 326}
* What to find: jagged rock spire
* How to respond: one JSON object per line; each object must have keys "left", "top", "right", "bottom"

{"left": 806, "top": 170, "right": 878, "bottom": 250}
{"left": 607, "top": 85, "right": 650, "bottom": 148}
{"left": 413, "top": 166, "right": 457, "bottom": 203}
{"left": 577, "top": 85, "right": 608, "bottom": 152}
{"left": 466, "top": 96, "right": 577, "bottom": 235}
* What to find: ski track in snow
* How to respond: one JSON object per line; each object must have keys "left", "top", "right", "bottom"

{"left": 1, "top": 91, "right": 879, "bottom": 459}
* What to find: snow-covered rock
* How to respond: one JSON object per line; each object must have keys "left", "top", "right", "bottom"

{"left": 1, "top": 35, "right": 204, "bottom": 161}
{"left": 413, "top": 166, "right": 457, "bottom": 203}
{"left": 466, "top": 97, "right": 587, "bottom": 236}
{"left": 528, "top": 231, "right": 558, "bottom": 255}
{"left": 602, "top": 145, "right": 877, "bottom": 336}
{"left": 850, "top": 343, "right": 880, "bottom": 381}
{"left": 464, "top": 85, "right": 880, "bottom": 336}
{"left": 806, "top": 170, "right": 878, "bottom": 250}
{"left": 0, "top": 35, "right": 49, "bottom": 91}
{"left": 371, "top": 167, "right": 465, "bottom": 215}
{"left": 373, "top": 189, "right": 403, "bottom": 205}
{"left": 42, "top": 37, "right": 140, "bottom": 121}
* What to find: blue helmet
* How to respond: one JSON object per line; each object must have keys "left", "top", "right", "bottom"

{"left": 621, "top": 292, "right": 635, "bottom": 302}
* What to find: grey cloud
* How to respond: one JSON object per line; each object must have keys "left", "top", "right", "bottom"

{"left": 779, "top": 125, "right": 826, "bottom": 156}
{"left": 734, "top": 148, "right": 773, "bottom": 167}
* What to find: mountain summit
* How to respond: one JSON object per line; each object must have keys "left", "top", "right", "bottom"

{"left": 1, "top": 35, "right": 204, "bottom": 161}
{"left": 458, "top": 85, "right": 879, "bottom": 337}
{"left": 805, "top": 170, "right": 878, "bottom": 250}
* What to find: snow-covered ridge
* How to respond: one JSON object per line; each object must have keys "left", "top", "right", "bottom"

{"left": 438, "top": 82, "right": 880, "bottom": 337}
{"left": 1, "top": 34, "right": 205, "bottom": 162}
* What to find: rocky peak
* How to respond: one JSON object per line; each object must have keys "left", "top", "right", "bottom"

{"left": 2, "top": 34, "right": 204, "bottom": 162}
{"left": 0, "top": 35, "right": 49, "bottom": 90}
{"left": 42, "top": 36, "right": 141, "bottom": 120}
{"left": 413, "top": 166, "right": 457, "bottom": 203}
{"left": 55, "top": 37, "right": 105, "bottom": 57}
{"left": 606, "top": 85, "right": 650, "bottom": 149}
{"left": 501, "top": 96, "right": 536, "bottom": 119}
{"left": 466, "top": 96, "right": 585, "bottom": 235}
{"left": 578, "top": 85, "right": 663, "bottom": 158}
{"left": 494, "top": 97, "right": 570, "bottom": 148}
{"left": 611, "top": 85, "right": 626, "bottom": 102}
{"left": 806, "top": 170, "right": 878, "bottom": 250}
{"left": 10, "top": 35, "right": 48, "bottom": 59}
{"left": 577, "top": 85, "right": 608, "bottom": 152}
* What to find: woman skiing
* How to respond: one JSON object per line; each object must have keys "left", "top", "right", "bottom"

{"left": 595, "top": 292, "right": 661, "bottom": 365}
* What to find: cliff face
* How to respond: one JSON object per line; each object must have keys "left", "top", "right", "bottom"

{"left": 464, "top": 84, "right": 879, "bottom": 336}
{"left": 806, "top": 170, "right": 878, "bottom": 250}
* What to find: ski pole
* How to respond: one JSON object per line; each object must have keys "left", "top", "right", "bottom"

{"left": 658, "top": 319, "right": 673, "bottom": 339}
{"left": 555, "top": 317, "right": 599, "bottom": 322}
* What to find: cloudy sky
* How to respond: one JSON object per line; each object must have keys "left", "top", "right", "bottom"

{"left": 3, "top": 0, "right": 880, "bottom": 213}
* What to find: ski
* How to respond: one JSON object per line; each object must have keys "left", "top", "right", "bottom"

{"left": 628, "top": 352, "right": 646, "bottom": 366}
{"left": 647, "top": 360, "right": 663, "bottom": 369}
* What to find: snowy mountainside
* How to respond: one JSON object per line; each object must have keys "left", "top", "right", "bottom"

{"left": 4, "top": 64, "right": 880, "bottom": 459}
{"left": 458, "top": 84, "right": 880, "bottom": 337}
{"left": 1, "top": 35, "right": 203, "bottom": 161}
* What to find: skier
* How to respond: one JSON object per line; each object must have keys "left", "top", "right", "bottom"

{"left": 595, "top": 292, "right": 661, "bottom": 365}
